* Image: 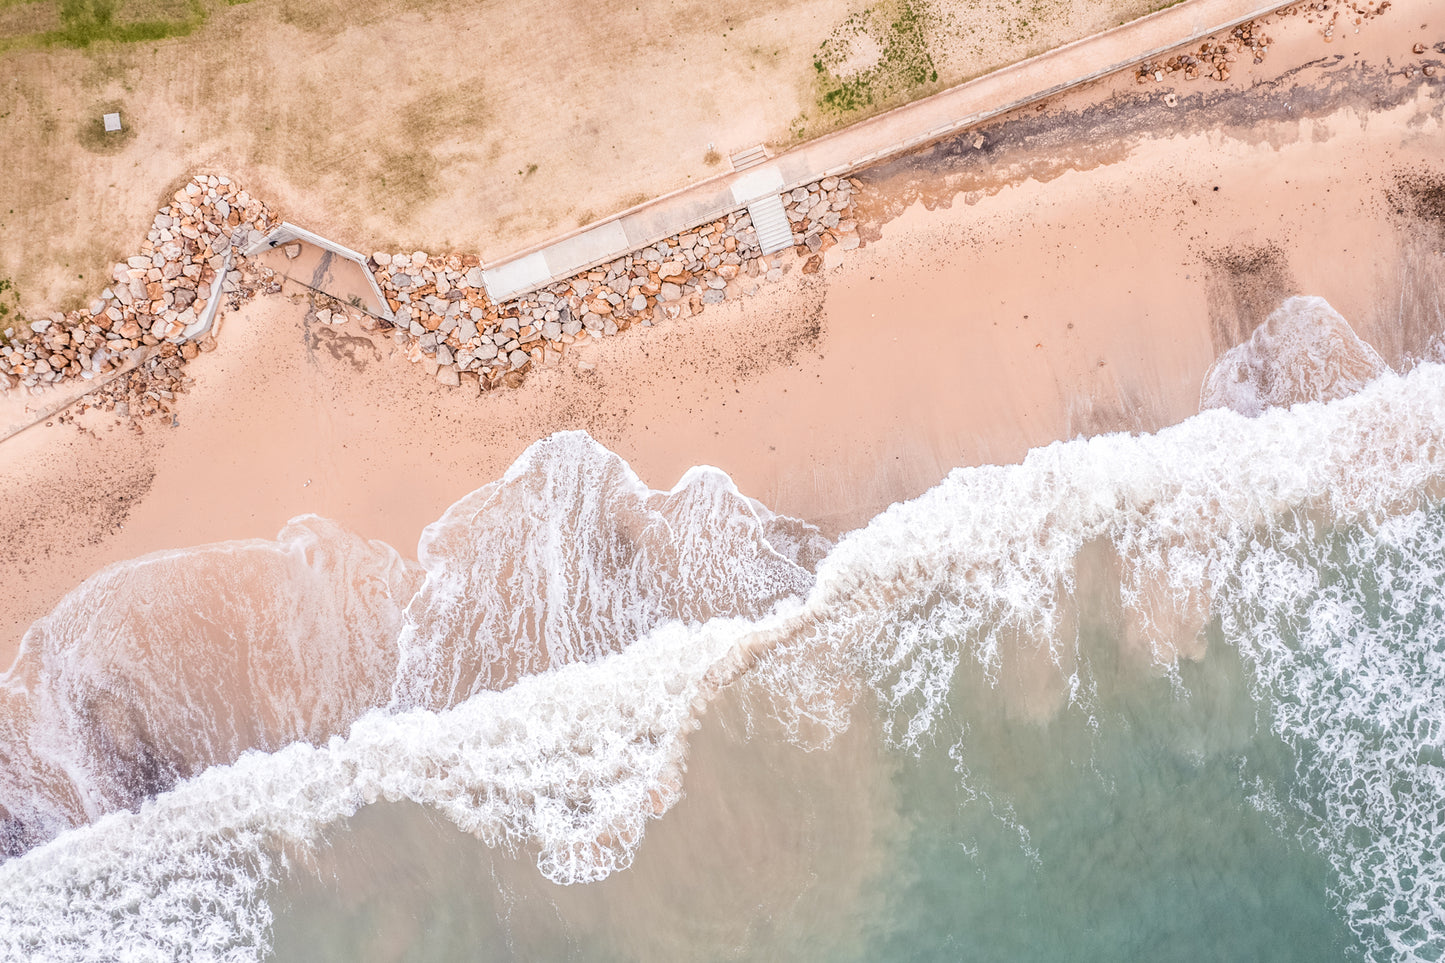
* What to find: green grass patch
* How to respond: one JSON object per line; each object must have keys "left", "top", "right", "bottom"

{"left": 0, "top": 0, "right": 207, "bottom": 52}
{"left": 813, "top": 0, "right": 938, "bottom": 116}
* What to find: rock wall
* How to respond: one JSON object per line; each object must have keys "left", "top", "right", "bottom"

{"left": 0, "top": 175, "right": 275, "bottom": 395}
{"left": 0, "top": 173, "right": 863, "bottom": 402}
{"left": 372, "top": 175, "right": 862, "bottom": 389}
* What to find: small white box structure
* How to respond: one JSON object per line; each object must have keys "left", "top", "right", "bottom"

{"left": 102, "top": 112, "right": 122, "bottom": 132}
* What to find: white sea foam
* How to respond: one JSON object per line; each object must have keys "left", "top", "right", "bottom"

{"left": 0, "top": 434, "right": 822, "bottom": 862}
{"left": 0, "top": 517, "right": 418, "bottom": 856}
{"left": 3, "top": 298, "right": 1444, "bottom": 960}
{"left": 392, "top": 432, "right": 819, "bottom": 708}
{"left": 1201, "top": 295, "right": 1391, "bottom": 416}
{"left": 751, "top": 357, "right": 1445, "bottom": 753}
{"left": 0, "top": 434, "right": 823, "bottom": 960}
{"left": 736, "top": 302, "right": 1445, "bottom": 959}
{"left": 1227, "top": 511, "right": 1445, "bottom": 959}
{"left": 0, "top": 616, "right": 761, "bottom": 960}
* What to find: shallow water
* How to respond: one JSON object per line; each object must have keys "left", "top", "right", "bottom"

{"left": 3, "top": 297, "right": 1444, "bottom": 961}
{"left": 268, "top": 632, "right": 1357, "bottom": 963}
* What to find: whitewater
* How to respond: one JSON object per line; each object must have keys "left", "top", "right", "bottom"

{"left": 2, "top": 296, "right": 1444, "bottom": 960}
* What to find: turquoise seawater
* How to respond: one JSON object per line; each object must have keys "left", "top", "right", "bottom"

{"left": 861, "top": 633, "right": 1352, "bottom": 963}
{"left": 264, "top": 504, "right": 1445, "bottom": 962}
{"left": 4, "top": 321, "right": 1445, "bottom": 961}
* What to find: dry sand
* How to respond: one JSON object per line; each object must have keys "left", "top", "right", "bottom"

{"left": 1, "top": 8, "right": 1443, "bottom": 665}
{"left": 0, "top": 0, "right": 1163, "bottom": 312}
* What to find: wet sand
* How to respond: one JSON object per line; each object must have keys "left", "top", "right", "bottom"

{"left": 1, "top": 8, "right": 1442, "bottom": 664}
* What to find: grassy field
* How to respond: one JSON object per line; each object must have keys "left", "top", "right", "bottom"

{"left": 0, "top": 0, "right": 1162, "bottom": 313}
{"left": 0, "top": 0, "right": 208, "bottom": 51}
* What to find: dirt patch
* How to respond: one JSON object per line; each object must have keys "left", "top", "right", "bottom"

{"left": 0, "top": 2, "right": 61, "bottom": 40}
{"left": 733, "top": 291, "right": 826, "bottom": 379}
{"left": 1379, "top": 169, "right": 1445, "bottom": 365}
{"left": 0, "top": 447, "right": 155, "bottom": 575}
{"left": 0, "top": 0, "right": 1175, "bottom": 315}
{"left": 1387, "top": 169, "right": 1445, "bottom": 243}
{"left": 1201, "top": 244, "right": 1298, "bottom": 355}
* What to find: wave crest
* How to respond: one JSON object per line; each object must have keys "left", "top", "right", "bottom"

{"left": 0, "top": 517, "right": 418, "bottom": 857}
{"left": 392, "top": 432, "right": 819, "bottom": 708}
{"left": 1201, "top": 295, "right": 1391, "bottom": 416}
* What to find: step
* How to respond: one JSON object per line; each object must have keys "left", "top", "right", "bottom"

{"left": 746, "top": 193, "right": 794, "bottom": 256}
{"left": 729, "top": 145, "right": 770, "bottom": 172}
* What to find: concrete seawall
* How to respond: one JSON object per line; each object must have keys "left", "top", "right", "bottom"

{"left": 481, "top": 0, "right": 1284, "bottom": 301}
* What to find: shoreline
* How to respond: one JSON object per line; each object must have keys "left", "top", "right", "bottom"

{"left": 0, "top": 0, "right": 1255, "bottom": 312}
{"left": 0, "top": 4, "right": 1423, "bottom": 405}
{"left": 1, "top": 8, "right": 1442, "bottom": 665}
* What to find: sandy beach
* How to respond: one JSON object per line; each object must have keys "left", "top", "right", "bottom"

{"left": 0, "top": 0, "right": 1168, "bottom": 310}
{"left": 3, "top": 9, "right": 1445, "bottom": 961}
{"left": 1, "top": 6, "right": 1442, "bottom": 665}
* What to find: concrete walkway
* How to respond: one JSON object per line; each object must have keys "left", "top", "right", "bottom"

{"left": 0, "top": 346, "right": 153, "bottom": 444}
{"left": 482, "top": 0, "right": 1282, "bottom": 301}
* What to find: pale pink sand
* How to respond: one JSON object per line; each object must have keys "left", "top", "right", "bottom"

{"left": 0, "top": 8, "right": 1440, "bottom": 664}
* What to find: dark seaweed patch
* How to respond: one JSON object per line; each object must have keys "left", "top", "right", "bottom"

{"left": 1201, "top": 244, "right": 1298, "bottom": 354}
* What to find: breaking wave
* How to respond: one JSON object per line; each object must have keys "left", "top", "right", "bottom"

{"left": 0, "top": 518, "right": 419, "bottom": 857}
{"left": 392, "top": 431, "right": 824, "bottom": 708}
{"left": 1200, "top": 295, "right": 1391, "bottom": 416}
{"left": 2, "top": 296, "right": 1445, "bottom": 961}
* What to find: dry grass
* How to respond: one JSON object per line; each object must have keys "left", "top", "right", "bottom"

{"left": 0, "top": 0, "right": 1154, "bottom": 313}
{"left": 793, "top": 0, "right": 1167, "bottom": 140}
{"left": 75, "top": 98, "right": 134, "bottom": 152}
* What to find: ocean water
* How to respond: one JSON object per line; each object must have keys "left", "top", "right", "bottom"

{"left": 2, "top": 296, "right": 1445, "bottom": 961}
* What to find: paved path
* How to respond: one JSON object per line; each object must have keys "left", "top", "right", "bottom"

{"left": 483, "top": 0, "right": 1282, "bottom": 301}
{"left": 0, "top": 347, "right": 153, "bottom": 445}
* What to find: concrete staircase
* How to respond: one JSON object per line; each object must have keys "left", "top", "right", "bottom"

{"left": 746, "top": 193, "right": 794, "bottom": 256}
{"left": 729, "top": 145, "right": 770, "bottom": 172}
